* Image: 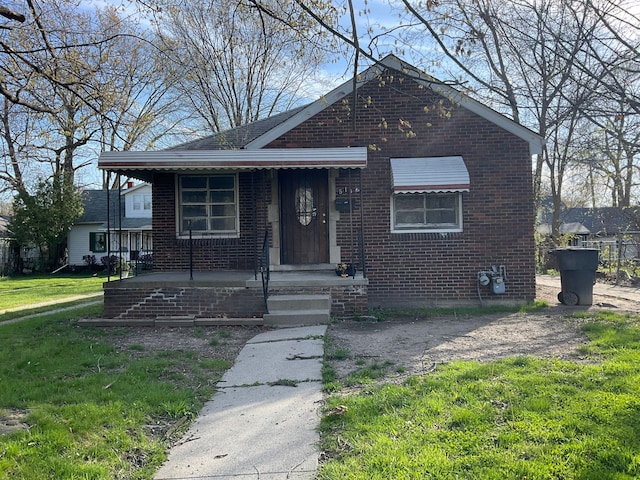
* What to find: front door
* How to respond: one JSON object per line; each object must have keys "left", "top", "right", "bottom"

{"left": 280, "top": 169, "right": 329, "bottom": 265}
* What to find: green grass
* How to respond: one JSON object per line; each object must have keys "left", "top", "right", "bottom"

{"left": 319, "top": 311, "right": 640, "bottom": 479}
{"left": 0, "top": 274, "right": 105, "bottom": 311}
{"left": 0, "top": 298, "right": 103, "bottom": 323}
{"left": 0, "top": 307, "right": 235, "bottom": 479}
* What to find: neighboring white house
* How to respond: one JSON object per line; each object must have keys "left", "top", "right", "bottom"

{"left": 67, "top": 183, "right": 153, "bottom": 268}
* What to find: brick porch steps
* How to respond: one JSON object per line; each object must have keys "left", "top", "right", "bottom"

{"left": 262, "top": 294, "right": 331, "bottom": 326}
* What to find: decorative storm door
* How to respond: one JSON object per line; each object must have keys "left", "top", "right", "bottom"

{"left": 280, "top": 169, "right": 329, "bottom": 264}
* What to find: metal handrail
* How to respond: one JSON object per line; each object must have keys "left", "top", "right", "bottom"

{"left": 359, "top": 227, "right": 367, "bottom": 278}
{"left": 260, "top": 229, "right": 270, "bottom": 313}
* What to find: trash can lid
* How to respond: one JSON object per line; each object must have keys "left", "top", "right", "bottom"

{"left": 550, "top": 247, "right": 599, "bottom": 270}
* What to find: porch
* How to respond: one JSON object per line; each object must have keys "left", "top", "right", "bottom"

{"left": 94, "top": 268, "right": 368, "bottom": 326}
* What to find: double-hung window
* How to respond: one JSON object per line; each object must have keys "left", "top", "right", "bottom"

{"left": 393, "top": 192, "right": 461, "bottom": 231}
{"left": 178, "top": 174, "right": 238, "bottom": 237}
{"left": 390, "top": 156, "right": 469, "bottom": 233}
{"left": 133, "top": 194, "right": 152, "bottom": 211}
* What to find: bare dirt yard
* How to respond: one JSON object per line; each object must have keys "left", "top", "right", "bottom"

{"left": 325, "top": 283, "right": 640, "bottom": 384}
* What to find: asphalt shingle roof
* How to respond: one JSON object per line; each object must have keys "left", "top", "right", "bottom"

{"left": 79, "top": 190, "right": 150, "bottom": 229}
{"left": 168, "top": 106, "right": 308, "bottom": 150}
{"left": 539, "top": 207, "right": 640, "bottom": 235}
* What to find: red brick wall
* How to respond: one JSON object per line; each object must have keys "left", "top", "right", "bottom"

{"left": 267, "top": 69, "right": 536, "bottom": 305}
{"left": 148, "top": 68, "right": 535, "bottom": 307}
{"left": 103, "top": 285, "right": 265, "bottom": 319}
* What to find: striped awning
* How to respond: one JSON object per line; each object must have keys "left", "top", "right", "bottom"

{"left": 391, "top": 156, "right": 470, "bottom": 193}
{"left": 99, "top": 148, "right": 368, "bottom": 172}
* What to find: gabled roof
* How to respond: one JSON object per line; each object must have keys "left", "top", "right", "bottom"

{"left": 79, "top": 190, "right": 150, "bottom": 230}
{"left": 98, "top": 55, "right": 544, "bottom": 178}
{"left": 537, "top": 222, "right": 591, "bottom": 235}
{"left": 122, "top": 182, "right": 151, "bottom": 195}
{"left": 538, "top": 207, "right": 640, "bottom": 236}
{"left": 169, "top": 106, "right": 308, "bottom": 150}
{"left": 244, "top": 54, "right": 545, "bottom": 155}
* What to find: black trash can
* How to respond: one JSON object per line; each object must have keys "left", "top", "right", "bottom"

{"left": 550, "top": 248, "right": 599, "bottom": 306}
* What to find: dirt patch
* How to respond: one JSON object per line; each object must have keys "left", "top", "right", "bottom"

{"left": 325, "top": 284, "right": 640, "bottom": 385}
{"left": 4, "top": 283, "right": 639, "bottom": 438}
{"left": 0, "top": 409, "right": 30, "bottom": 436}
{"left": 105, "top": 325, "right": 268, "bottom": 363}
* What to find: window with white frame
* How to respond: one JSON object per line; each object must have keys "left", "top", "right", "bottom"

{"left": 178, "top": 174, "right": 238, "bottom": 236}
{"left": 132, "top": 194, "right": 152, "bottom": 211}
{"left": 390, "top": 156, "right": 469, "bottom": 233}
{"left": 392, "top": 192, "right": 462, "bottom": 232}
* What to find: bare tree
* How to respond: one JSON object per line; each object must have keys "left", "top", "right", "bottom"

{"left": 245, "top": 0, "right": 639, "bottom": 242}
{"left": 156, "top": 0, "right": 335, "bottom": 134}
{"left": 0, "top": 1, "right": 185, "bottom": 194}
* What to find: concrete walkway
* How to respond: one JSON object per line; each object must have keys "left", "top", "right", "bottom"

{"left": 154, "top": 325, "right": 327, "bottom": 480}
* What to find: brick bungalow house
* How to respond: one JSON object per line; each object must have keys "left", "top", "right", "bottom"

{"left": 96, "top": 55, "right": 544, "bottom": 324}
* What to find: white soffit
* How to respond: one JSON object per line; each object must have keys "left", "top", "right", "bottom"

{"left": 98, "top": 147, "right": 368, "bottom": 171}
{"left": 391, "top": 156, "right": 470, "bottom": 193}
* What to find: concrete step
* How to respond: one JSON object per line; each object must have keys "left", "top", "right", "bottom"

{"left": 266, "top": 294, "right": 331, "bottom": 312}
{"left": 263, "top": 294, "right": 331, "bottom": 326}
{"left": 262, "top": 310, "right": 330, "bottom": 326}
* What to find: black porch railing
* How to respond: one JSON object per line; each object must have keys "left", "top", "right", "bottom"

{"left": 260, "top": 230, "right": 270, "bottom": 313}
{"left": 358, "top": 227, "right": 367, "bottom": 278}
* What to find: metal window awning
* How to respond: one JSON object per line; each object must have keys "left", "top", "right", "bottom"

{"left": 98, "top": 148, "right": 368, "bottom": 181}
{"left": 391, "top": 156, "right": 470, "bottom": 193}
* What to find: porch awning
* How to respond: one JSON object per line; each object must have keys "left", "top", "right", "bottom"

{"left": 390, "top": 156, "right": 470, "bottom": 193}
{"left": 98, "top": 148, "right": 368, "bottom": 180}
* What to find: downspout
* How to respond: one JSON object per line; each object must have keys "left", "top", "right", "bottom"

{"left": 359, "top": 168, "right": 367, "bottom": 278}
{"left": 106, "top": 172, "right": 111, "bottom": 282}
{"left": 118, "top": 175, "right": 123, "bottom": 279}
{"left": 348, "top": 168, "right": 354, "bottom": 274}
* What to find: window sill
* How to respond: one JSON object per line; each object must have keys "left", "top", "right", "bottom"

{"left": 391, "top": 228, "right": 463, "bottom": 234}
{"left": 176, "top": 233, "right": 240, "bottom": 240}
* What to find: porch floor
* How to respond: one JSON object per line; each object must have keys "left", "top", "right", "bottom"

{"left": 106, "top": 269, "right": 368, "bottom": 288}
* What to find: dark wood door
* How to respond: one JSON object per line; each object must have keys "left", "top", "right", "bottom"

{"left": 280, "top": 169, "right": 329, "bottom": 264}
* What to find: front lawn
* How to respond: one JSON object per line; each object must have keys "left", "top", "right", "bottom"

{"left": 319, "top": 310, "right": 640, "bottom": 479}
{"left": 0, "top": 273, "right": 105, "bottom": 311}
{"left": 0, "top": 306, "right": 254, "bottom": 479}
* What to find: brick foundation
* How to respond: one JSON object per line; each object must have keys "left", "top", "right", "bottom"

{"left": 103, "top": 285, "right": 265, "bottom": 320}
{"left": 102, "top": 278, "right": 368, "bottom": 320}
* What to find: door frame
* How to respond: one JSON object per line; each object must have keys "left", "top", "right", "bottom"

{"left": 267, "top": 169, "right": 341, "bottom": 269}
{"left": 279, "top": 169, "right": 329, "bottom": 265}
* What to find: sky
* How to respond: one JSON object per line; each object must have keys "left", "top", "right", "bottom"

{"left": 79, "top": 0, "right": 433, "bottom": 97}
